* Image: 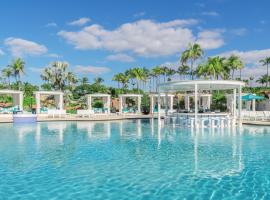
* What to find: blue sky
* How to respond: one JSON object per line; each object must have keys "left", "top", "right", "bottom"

{"left": 0, "top": 0, "right": 270, "bottom": 86}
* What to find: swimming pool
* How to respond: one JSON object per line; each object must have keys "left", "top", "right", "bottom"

{"left": 0, "top": 119, "right": 269, "bottom": 199}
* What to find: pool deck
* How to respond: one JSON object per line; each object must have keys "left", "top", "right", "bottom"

{"left": 242, "top": 120, "right": 270, "bottom": 126}
{"left": 0, "top": 114, "right": 157, "bottom": 123}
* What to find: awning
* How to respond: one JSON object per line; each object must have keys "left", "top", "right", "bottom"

{"left": 242, "top": 94, "right": 264, "bottom": 101}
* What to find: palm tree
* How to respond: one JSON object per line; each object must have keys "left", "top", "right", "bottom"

{"left": 2, "top": 67, "right": 13, "bottom": 87}
{"left": 151, "top": 66, "right": 163, "bottom": 92}
{"left": 165, "top": 68, "right": 176, "bottom": 81}
{"left": 94, "top": 77, "right": 104, "bottom": 85}
{"left": 132, "top": 67, "right": 146, "bottom": 90}
{"left": 196, "top": 56, "right": 225, "bottom": 80}
{"left": 180, "top": 43, "right": 204, "bottom": 80}
{"left": 256, "top": 75, "right": 269, "bottom": 87}
{"left": 67, "top": 72, "right": 78, "bottom": 89}
{"left": 81, "top": 77, "right": 89, "bottom": 85}
{"left": 10, "top": 58, "right": 25, "bottom": 87}
{"left": 178, "top": 65, "right": 190, "bottom": 79}
{"left": 112, "top": 73, "right": 123, "bottom": 89}
{"left": 225, "top": 55, "right": 243, "bottom": 79}
{"left": 260, "top": 57, "right": 270, "bottom": 87}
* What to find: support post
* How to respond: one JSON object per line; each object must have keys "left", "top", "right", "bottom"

{"left": 36, "top": 93, "right": 40, "bottom": 114}
{"left": 238, "top": 86, "right": 242, "bottom": 124}
{"left": 158, "top": 93, "right": 161, "bottom": 120}
{"left": 150, "top": 96, "right": 154, "bottom": 114}
{"left": 119, "top": 96, "right": 122, "bottom": 114}
{"left": 59, "top": 93, "right": 63, "bottom": 110}
{"left": 252, "top": 99, "right": 256, "bottom": 112}
{"left": 165, "top": 93, "right": 168, "bottom": 116}
{"left": 194, "top": 84, "right": 198, "bottom": 128}
{"left": 170, "top": 95, "right": 173, "bottom": 111}
{"left": 87, "top": 95, "right": 92, "bottom": 110}
{"left": 107, "top": 96, "right": 111, "bottom": 113}
{"left": 138, "top": 96, "right": 141, "bottom": 113}
{"left": 233, "top": 89, "right": 237, "bottom": 125}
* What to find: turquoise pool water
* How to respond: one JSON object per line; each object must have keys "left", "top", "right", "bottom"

{"left": 0, "top": 120, "right": 270, "bottom": 199}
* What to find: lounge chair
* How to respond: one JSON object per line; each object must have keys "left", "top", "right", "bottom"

{"left": 77, "top": 109, "right": 94, "bottom": 118}
{"left": 48, "top": 109, "right": 66, "bottom": 118}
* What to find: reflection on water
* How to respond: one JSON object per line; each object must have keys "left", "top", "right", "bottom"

{"left": 1, "top": 120, "right": 270, "bottom": 199}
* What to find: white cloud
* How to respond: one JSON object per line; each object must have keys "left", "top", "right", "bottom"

{"left": 75, "top": 65, "right": 111, "bottom": 74}
{"left": 196, "top": 29, "right": 225, "bottom": 49}
{"left": 230, "top": 28, "right": 247, "bottom": 36}
{"left": 241, "top": 66, "right": 265, "bottom": 80}
{"left": 202, "top": 11, "right": 219, "bottom": 16}
{"left": 106, "top": 53, "right": 135, "bottom": 62}
{"left": 219, "top": 49, "right": 270, "bottom": 65}
{"left": 68, "top": 17, "right": 91, "bottom": 26}
{"left": 45, "top": 22, "right": 57, "bottom": 27}
{"left": 0, "top": 49, "right": 4, "bottom": 56}
{"left": 58, "top": 19, "right": 223, "bottom": 57}
{"left": 4, "top": 37, "right": 48, "bottom": 57}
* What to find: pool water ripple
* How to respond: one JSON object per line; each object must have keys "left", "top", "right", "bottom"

{"left": 0, "top": 120, "right": 270, "bottom": 199}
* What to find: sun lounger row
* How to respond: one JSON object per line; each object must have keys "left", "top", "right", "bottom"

{"left": 48, "top": 110, "right": 66, "bottom": 118}
{"left": 241, "top": 111, "right": 270, "bottom": 121}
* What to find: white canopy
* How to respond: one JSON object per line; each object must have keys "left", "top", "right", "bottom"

{"left": 0, "top": 90, "right": 23, "bottom": 110}
{"left": 159, "top": 80, "right": 245, "bottom": 92}
{"left": 87, "top": 93, "right": 111, "bottom": 113}
{"left": 34, "top": 91, "right": 64, "bottom": 114}
{"left": 119, "top": 94, "right": 143, "bottom": 114}
{"left": 158, "top": 80, "right": 245, "bottom": 127}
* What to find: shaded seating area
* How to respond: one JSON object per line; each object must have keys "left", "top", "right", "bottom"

{"left": 87, "top": 94, "right": 111, "bottom": 114}
{"left": 158, "top": 80, "right": 245, "bottom": 128}
{"left": 119, "top": 94, "right": 142, "bottom": 114}
{"left": 149, "top": 93, "right": 175, "bottom": 114}
{"left": 34, "top": 91, "right": 66, "bottom": 117}
{"left": 0, "top": 90, "right": 23, "bottom": 114}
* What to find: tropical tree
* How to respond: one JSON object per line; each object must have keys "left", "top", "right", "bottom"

{"left": 112, "top": 73, "right": 129, "bottom": 89}
{"left": 256, "top": 74, "right": 269, "bottom": 87}
{"left": 80, "top": 77, "right": 89, "bottom": 85}
{"left": 67, "top": 72, "right": 78, "bottom": 90}
{"left": 1, "top": 67, "right": 13, "bottom": 87}
{"left": 10, "top": 58, "right": 25, "bottom": 87}
{"left": 40, "top": 61, "right": 73, "bottom": 91}
{"left": 132, "top": 67, "right": 147, "bottom": 90}
{"left": 226, "top": 55, "right": 244, "bottom": 79}
{"left": 259, "top": 57, "right": 270, "bottom": 87}
{"left": 151, "top": 66, "right": 163, "bottom": 91}
{"left": 165, "top": 68, "right": 176, "bottom": 81}
{"left": 196, "top": 56, "right": 225, "bottom": 80}
{"left": 180, "top": 43, "right": 204, "bottom": 80}
{"left": 178, "top": 65, "right": 190, "bottom": 79}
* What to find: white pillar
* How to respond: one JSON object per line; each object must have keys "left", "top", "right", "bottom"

{"left": 150, "top": 96, "right": 154, "bottom": 114}
{"left": 87, "top": 96, "right": 92, "bottom": 110}
{"left": 252, "top": 99, "right": 256, "bottom": 111}
{"left": 19, "top": 93, "right": 23, "bottom": 110}
{"left": 238, "top": 86, "right": 242, "bottom": 124}
{"left": 119, "top": 96, "right": 122, "bottom": 114}
{"left": 194, "top": 84, "right": 198, "bottom": 128}
{"left": 170, "top": 95, "right": 173, "bottom": 111}
{"left": 233, "top": 89, "right": 237, "bottom": 119}
{"left": 207, "top": 95, "right": 211, "bottom": 109}
{"left": 107, "top": 96, "right": 111, "bottom": 113}
{"left": 36, "top": 93, "right": 41, "bottom": 114}
{"left": 137, "top": 96, "right": 141, "bottom": 113}
{"left": 165, "top": 93, "right": 168, "bottom": 116}
{"left": 59, "top": 93, "right": 63, "bottom": 110}
{"left": 158, "top": 93, "right": 161, "bottom": 120}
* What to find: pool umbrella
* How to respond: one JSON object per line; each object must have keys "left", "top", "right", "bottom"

{"left": 242, "top": 94, "right": 264, "bottom": 111}
{"left": 241, "top": 94, "right": 264, "bottom": 101}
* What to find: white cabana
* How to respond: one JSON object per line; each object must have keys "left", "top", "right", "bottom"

{"left": 183, "top": 93, "right": 212, "bottom": 111}
{"left": 87, "top": 94, "right": 111, "bottom": 113}
{"left": 119, "top": 94, "right": 142, "bottom": 114}
{"left": 149, "top": 93, "right": 174, "bottom": 114}
{"left": 0, "top": 90, "right": 23, "bottom": 110}
{"left": 34, "top": 91, "right": 64, "bottom": 114}
{"left": 158, "top": 80, "right": 245, "bottom": 127}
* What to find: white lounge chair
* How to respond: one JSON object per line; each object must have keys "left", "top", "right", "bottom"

{"left": 48, "top": 109, "right": 66, "bottom": 118}
{"left": 77, "top": 110, "right": 94, "bottom": 118}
